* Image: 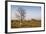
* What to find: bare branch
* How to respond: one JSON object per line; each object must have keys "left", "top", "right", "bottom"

{"left": 16, "top": 7, "right": 26, "bottom": 20}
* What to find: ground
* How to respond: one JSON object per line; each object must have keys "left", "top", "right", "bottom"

{"left": 11, "top": 19, "right": 41, "bottom": 28}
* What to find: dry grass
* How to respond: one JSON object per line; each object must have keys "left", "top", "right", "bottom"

{"left": 11, "top": 19, "right": 41, "bottom": 28}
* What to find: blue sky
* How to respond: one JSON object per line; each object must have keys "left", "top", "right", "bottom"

{"left": 11, "top": 5, "right": 41, "bottom": 20}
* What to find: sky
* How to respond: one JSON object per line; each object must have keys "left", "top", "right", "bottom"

{"left": 11, "top": 5, "right": 41, "bottom": 20}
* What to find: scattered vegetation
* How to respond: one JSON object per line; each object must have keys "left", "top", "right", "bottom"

{"left": 11, "top": 19, "right": 41, "bottom": 28}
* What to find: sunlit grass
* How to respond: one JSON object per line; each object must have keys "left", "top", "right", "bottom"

{"left": 11, "top": 19, "right": 41, "bottom": 28}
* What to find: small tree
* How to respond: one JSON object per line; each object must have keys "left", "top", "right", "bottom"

{"left": 16, "top": 7, "right": 26, "bottom": 27}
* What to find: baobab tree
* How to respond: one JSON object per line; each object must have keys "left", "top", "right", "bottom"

{"left": 16, "top": 7, "right": 26, "bottom": 27}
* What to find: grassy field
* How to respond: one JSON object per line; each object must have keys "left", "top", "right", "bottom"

{"left": 11, "top": 19, "right": 41, "bottom": 28}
